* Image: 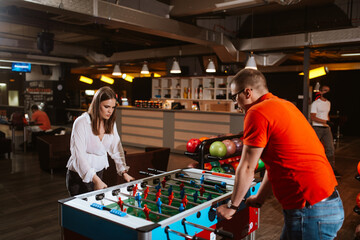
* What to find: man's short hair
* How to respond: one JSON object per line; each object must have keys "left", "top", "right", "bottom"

{"left": 31, "top": 105, "right": 39, "bottom": 111}
{"left": 231, "top": 68, "right": 268, "bottom": 92}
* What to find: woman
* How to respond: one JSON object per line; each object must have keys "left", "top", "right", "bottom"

{"left": 66, "top": 86, "right": 134, "bottom": 196}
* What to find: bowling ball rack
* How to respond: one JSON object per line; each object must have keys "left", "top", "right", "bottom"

{"left": 184, "top": 133, "right": 244, "bottom": 169}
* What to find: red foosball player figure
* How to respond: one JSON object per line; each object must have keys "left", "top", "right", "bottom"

{"left": 156, "top": 188, "right": 162, "bottom": 202}
{"left": 181, "top": 195, "right": 188, "bottom": 207}
{"left": 143, "top": 204, "right": 151, "bottom": 220}
{"left": 161, "top": 177, "right": 167, "bottom": 188}
{"left": 133, "top": 184, "right": 138, "bottom": 197}
{"left": 180, "top": 182, "right": 184, "bottom": 190}
{"left": 168, "top": 192, "right": 174, "bottom": 206}
{"left": 143, "top": 186, "right": 149, "bottom": 199}
{"left": 117, "top": 197, "right": 124, "bottom": 211}
{"left": 199, "top": 185, "right": 205, "bottom": 197}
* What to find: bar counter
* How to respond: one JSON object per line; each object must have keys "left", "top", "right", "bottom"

{"left": 116, "top": 106, "right": 244, "bottom": 153}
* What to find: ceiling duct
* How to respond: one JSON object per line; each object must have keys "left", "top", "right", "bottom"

{"left": 254, "top": 52, "right": 288, "bottom": 66}
{"left": 3, "top": 0, "right": 244, "bottom": 62}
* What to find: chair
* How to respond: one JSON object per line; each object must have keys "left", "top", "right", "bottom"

{"left": 37, "top": 134, "right": 71, "bottom": 174}
{"left": 103, "top": 147, "right": 170, "bottom": 186}
{"left": 0, "top": 130, "right": 11, "bottom": 159}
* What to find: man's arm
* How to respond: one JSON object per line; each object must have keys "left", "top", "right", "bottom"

{"left": 310, "top": 113, "right": 327, "bottom": 125}
{"left": 230, "top": 145, "right": 264, "bottom": 206}
{"left": 217, "top": 144, "right": 263, "bottom": 220}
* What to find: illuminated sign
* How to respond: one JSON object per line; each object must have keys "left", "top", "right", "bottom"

{"left": 12, "top": 62, "right": 31, "bottom": 72}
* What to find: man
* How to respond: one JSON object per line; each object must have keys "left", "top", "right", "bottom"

{"left": 310, "top": 85, "right": 339, "bottom": 177}
{"left": 217, "top": 69, "right": 344, "bottom": 240}
{"left": 28, "top": 105, "right": 51, "bottom": 147}
{"left": 30, "top": 105, "right": 51, "bottom": 132}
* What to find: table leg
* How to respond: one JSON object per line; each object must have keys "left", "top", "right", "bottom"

{"left": 24, "top": 126, "right": 27, "bottom": 153}
{"left": 11, "top": 126, "right": 15, "bottom": 154}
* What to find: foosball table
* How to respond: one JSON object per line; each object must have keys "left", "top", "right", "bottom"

{"left": 59, "top": 168, "right": 260, "bottom": 240}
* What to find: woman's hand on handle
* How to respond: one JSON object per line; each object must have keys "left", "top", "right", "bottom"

{"left": 123, "top": 172, "right": 135, "bottom": 182}
{"left": 93, "top": 174, "right": 107, "bottom": 190}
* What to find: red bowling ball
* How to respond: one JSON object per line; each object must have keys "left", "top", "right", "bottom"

{"left": 186, "top": 138, "right": 201, "bottom": 153}
{"left": 222, "top": 139, "right": 236, "bottom": 156}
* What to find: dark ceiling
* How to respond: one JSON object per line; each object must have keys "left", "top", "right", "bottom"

{"left": 0, "top": 0, "right": 359, "bottom": 76}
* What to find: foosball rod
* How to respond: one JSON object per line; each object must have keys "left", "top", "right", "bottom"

{"left": 117, "top": 191, "right": 180, "bottom": 211}
{"left": 175, "top": 172, "right": 230, "bottom": 187}
{"left": 104, "top": 197, "right": 171, "bottom": 218}
{"left": 171, "top": 177, "right": 227, "bottom": 192}
{"left": 145, "top": 184, "right": 202, "bottom": 204}
{"left": 182, "top": 219, "right": 234, "bottom": 239}
{"left": 137, "top": 187, "right": 202, "bottom": 204}
{"left": 165, "top": 226, "right": 207, "bottom": 240}
{"left": 141, "top": 168, "right": 226, "bottom": 190}
{"left": 166, "top": 179, "right": 223, "bottom": 196}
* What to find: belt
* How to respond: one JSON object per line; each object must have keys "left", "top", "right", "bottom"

{"left": 320, "top": 190, "right": 338, "bottom": 202}
{"left": 305, "top": 189, "right": 338, "bottom": 207}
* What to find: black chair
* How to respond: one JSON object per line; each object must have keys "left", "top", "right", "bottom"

{"left": 0, "top": 130, "right": 11, "bottom": 159}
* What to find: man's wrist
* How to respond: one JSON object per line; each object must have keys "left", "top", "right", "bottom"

{"left": 227, "top": 200, "right": 239, "bottom": 210}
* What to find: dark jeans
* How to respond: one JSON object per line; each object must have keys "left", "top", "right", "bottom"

{"left": 66, "top": 169, "right": 104, "bottom": 197}
{"left": 313, "top": 126, "right": 335, "bottom": 168}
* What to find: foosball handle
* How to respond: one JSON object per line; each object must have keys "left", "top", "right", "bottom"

{"left": 214, "top": 229, "right": 234, "bottom": 239}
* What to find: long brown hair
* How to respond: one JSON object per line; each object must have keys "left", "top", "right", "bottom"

{"left": 87, "top": 86, "right": 116, "bottom": 135}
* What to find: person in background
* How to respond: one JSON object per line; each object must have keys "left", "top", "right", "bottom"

{"left": 27, "top": 105, "right": 51, "bottom": 147}
{"left": 217, "top": 69, "right": 344, "bottom": 240}
{"left": 310, "top": 85, "right": 340, "bottom": 177}
{"left": 30, "top": 104, "right": 51, "bottom": 132}
{"left": 66, "top": 86, "right": 134, "bottom": 196}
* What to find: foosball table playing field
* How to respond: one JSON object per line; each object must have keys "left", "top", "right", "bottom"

{"left": 59, "top": 168, "right": 261, "bottom": 240}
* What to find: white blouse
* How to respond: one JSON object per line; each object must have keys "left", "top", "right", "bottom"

{"left": 66, "top": 112, "right": 129, "bottom": 183}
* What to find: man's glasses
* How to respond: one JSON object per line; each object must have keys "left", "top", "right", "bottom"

{"left": 230, "top": 89, "right": 245, "bottom": 102}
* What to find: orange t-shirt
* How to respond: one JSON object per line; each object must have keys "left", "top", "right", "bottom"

{"left": 31, "top": 110, "right": 51, "bottom": 131}
{"left": 243, "top": 93, "right": 337, "bottom": 209}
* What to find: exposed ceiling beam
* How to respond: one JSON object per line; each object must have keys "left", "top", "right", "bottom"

{"left": 239, "top": 27, "right": 360, "bottom": 52}
{"left": 170, "top": 0, "right": 270, "bottom": 17}
{"left": 2, "top": 0, "right": 245, "bottom": 63}
{"left": 259, "top": 62, "right": 360, "bottom": 72}
{"left": 107, "top": 44, "right": 214, "bottom": 62}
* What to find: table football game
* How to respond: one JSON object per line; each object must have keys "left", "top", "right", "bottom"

{"left": 59, "top": 168, "right": 260, "bottom": 240}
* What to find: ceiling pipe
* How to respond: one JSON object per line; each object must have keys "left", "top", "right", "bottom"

{"left": 2, "top": 0, "right": 244, "bottom": 63}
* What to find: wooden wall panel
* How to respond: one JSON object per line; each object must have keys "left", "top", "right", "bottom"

{"left": 122, "top": 134, "right": 162, "bottom": 147}
{"left": 121, "top": 126, "right": 163, "bottom": 138}
{"left": 122, "top": 109, "right": 163, "bottom": 118}
{"left": 174, "top": 121, "right": 229, "bottom": 134}
{"left": 175, "top": 112, "right": 230, "bottom": 122}
{"left": 122, "top": 117, "right": 163, "bottom": 128}
{"left": 174, "top": 131, "right": 211, "bottom": 141}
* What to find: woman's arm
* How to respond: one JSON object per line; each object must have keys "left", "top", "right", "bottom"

{"left": 108, "top": 123, "right": 134, "bottom": 182}
{"left": 69, "top": 117, "right": 96, "bottom": 183}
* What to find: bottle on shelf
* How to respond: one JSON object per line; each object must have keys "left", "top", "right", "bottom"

{"left": 194, "top": 88, "right": 198, "bottom": 99}
{"left": 183, "top": 87, "right": 188, "bottom": 99}
{"left": 199, "top": 88, "right": 203, "bottom": 99}
{"left": 187, "top": 87, "right": 191, "bottom": 99}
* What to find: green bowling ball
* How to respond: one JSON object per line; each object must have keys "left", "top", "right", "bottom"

{"left": 211, "top": 166, "right": 225, "bottom": 173}
{"left": 258, "top": 159, "right": 265, "bottom": 169}
{"left": 209, "top": 141, "right": 227, "bottom": 158}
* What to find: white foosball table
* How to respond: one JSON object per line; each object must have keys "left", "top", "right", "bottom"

{"left": 59, "top": 168, "right": 260, "bottom": 240}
